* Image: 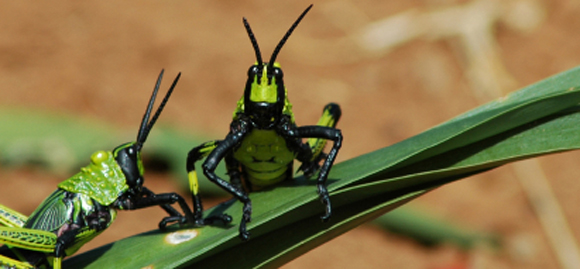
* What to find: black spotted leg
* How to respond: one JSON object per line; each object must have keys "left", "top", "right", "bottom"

{"left": 186, "top": 141, "right": 232, "bottom": 226}
{"left": 280, "top": 123, "right": 343, "bottom": 222}
{"left": 299, "top": 103, "right": 342, "bottom": 177}
{"left": 116, "top": 187, "right": 195, "bottom": 229}
{"left": 201, "top": 122, "right": 252, "bottom": 240}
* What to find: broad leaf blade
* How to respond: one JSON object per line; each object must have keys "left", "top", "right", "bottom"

{"left": 193, "top": 190, "right": 427, "bottom": 268}
{"left": 64, "top": 67, "right": 580, "bottom": 268}
{"left": 190, "top": 107, "right": 580, "bottom": 267}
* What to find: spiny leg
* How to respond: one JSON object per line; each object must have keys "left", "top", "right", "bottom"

{"left": 138, "top": 187, "right": 200, "bottom": 229}
{"left": 202, "top": 129, "right": 252, "bottom": 241}
{"left": 224, "top": 152, "right": 244, "bottom": 192}
{"left": 0, "top": 226, "right": 58, "bottom": 268}
{"left": 52, "top": 225, "right": 104, "bottom": 269}
{"left": 283, "top": 124, "right": 342, "bottom": 221}
{"left": 0, "top": 255, "right": 35, "bottom": 269}
{"left": 186, "top": 140, "right": 232, "bottom": 226}
{"left": 0, "top": 205, "right": 27, "bottom": 228}
{"left": 0, "top": 227, "right": 56, "bottom": 254}
{"left": 300, "top": 103, "right": 342, "bottom": 177}
{"left": 114, "top": 186, "right": 195, "bottom": 229}
{"left": 307, "top": 103, "right": 341, "bottom": 155}
{"left": 140, "top": 187, "right": 184, "bottom": 220}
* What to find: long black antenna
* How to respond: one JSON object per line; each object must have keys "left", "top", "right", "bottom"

{"left": 136, "top": 69, "right": 181, "bottom": 148}
{"left": 243, "top": 17, "right": 263, "bottom": 67}
{"left": 146, "top": 72, "right": 181, "bottom": 134}
{"left": 137, "top": 70, "right": 163, "bottom": 146}
{"left": 268, "top": 4, "right": 313, "bottom": 68}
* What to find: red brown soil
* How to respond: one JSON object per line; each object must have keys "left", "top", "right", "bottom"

{"left": 1, "top": 1, "right": 580, "bottom": 268}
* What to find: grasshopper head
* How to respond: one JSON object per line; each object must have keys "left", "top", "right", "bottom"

{"left": 241, "top": 5, "right": 312, "bottom": 129}
{"left": 114, "top": 142, "right": 144, "bottom": 194}
{"left": 244, "top": 62, "right": 285, "bottom": 129}
{"left": 116, "top": 70, "right": 180, "bottom": 195}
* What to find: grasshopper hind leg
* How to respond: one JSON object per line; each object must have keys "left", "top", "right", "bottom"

{"left": 0, "top": 247, "right": 49, "bottom": 269}
{"left": 299, "top": 103, "right": 342, "bottom": 177}
{"left": 0, "top": 204, "right": 28, "bottom": 228}
{"left": 0, "top": 253, "right": 35, "bottom": 269}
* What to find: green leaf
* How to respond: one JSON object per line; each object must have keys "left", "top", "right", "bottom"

{"left": 0, "top": 107, "right": 118, "bottom": 174}
{"left": 64, "top": 66, "right": 580, "bottom": 268}
{"left": 0, "top": 107, "right": 227, "bottom": 195}
{"left": 371, "top": 207, "right": 501, "bottom": 249}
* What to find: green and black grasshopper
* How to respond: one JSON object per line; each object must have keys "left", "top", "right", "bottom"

{"left": 0, "top": 70, "right": 222, "bottom": 269}
{"left": 186, "top": 5, "right": 343, "bottom": 241}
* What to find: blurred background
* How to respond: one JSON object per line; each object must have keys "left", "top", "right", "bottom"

{"left": 1, "top": 0, "right": 580, "bottom": 268}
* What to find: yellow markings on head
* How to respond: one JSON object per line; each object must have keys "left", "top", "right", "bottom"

{"left": 165, "top": 229, "right": 199, "bottom": 245}
{"left": 249, "top": 65, "right": 278, "bottom": 103}
{"left": 254, "top": 62, "right": 281, "bottom": 68}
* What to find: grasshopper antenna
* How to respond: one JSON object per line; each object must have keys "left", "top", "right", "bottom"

{"left": 243, "top": 17, "right": 263, "bottom": 67}
{"left": 146, "top": 72, "right": 181, "bottom": 133}
{"left": 268, "top": 4, "right": 313, "bottom": 69}
{"left": 137, "top": 70, "right": 181, "bottom": 148}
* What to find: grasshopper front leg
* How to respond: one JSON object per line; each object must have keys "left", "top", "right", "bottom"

{"left": 202, "top": 122, "right": 252, "bottom": 240}
{"left": 115, "top": 187, "right": 198, "bottom": 229}
{"left": 279, "top": 116, "right": 343, "bottom": 221}
{"left": 186, "top": 140, "right": 233, "bottom": 226}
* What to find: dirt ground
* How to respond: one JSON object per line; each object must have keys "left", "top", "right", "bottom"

{"left": 1, "top": 0, "right": 580, "bottom": 268}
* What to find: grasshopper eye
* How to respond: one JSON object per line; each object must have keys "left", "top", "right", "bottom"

{"left": 247, "top": 65, "right": 260, "bottom": 77}
{"left": 91, "top": 151, "right": 109, "bottom": 164}
{"left": 272, "top": 67, "right": 283, "bottom": 78}
{"left": 126, "top": 146, "right": 136, "bottom": 156}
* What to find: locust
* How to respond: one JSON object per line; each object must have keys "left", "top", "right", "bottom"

{"left": 186, "top": 5, "right": 343, "bottom": 240}
{"left": 0, "top": 70, "right": 226, "bottom": 269}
